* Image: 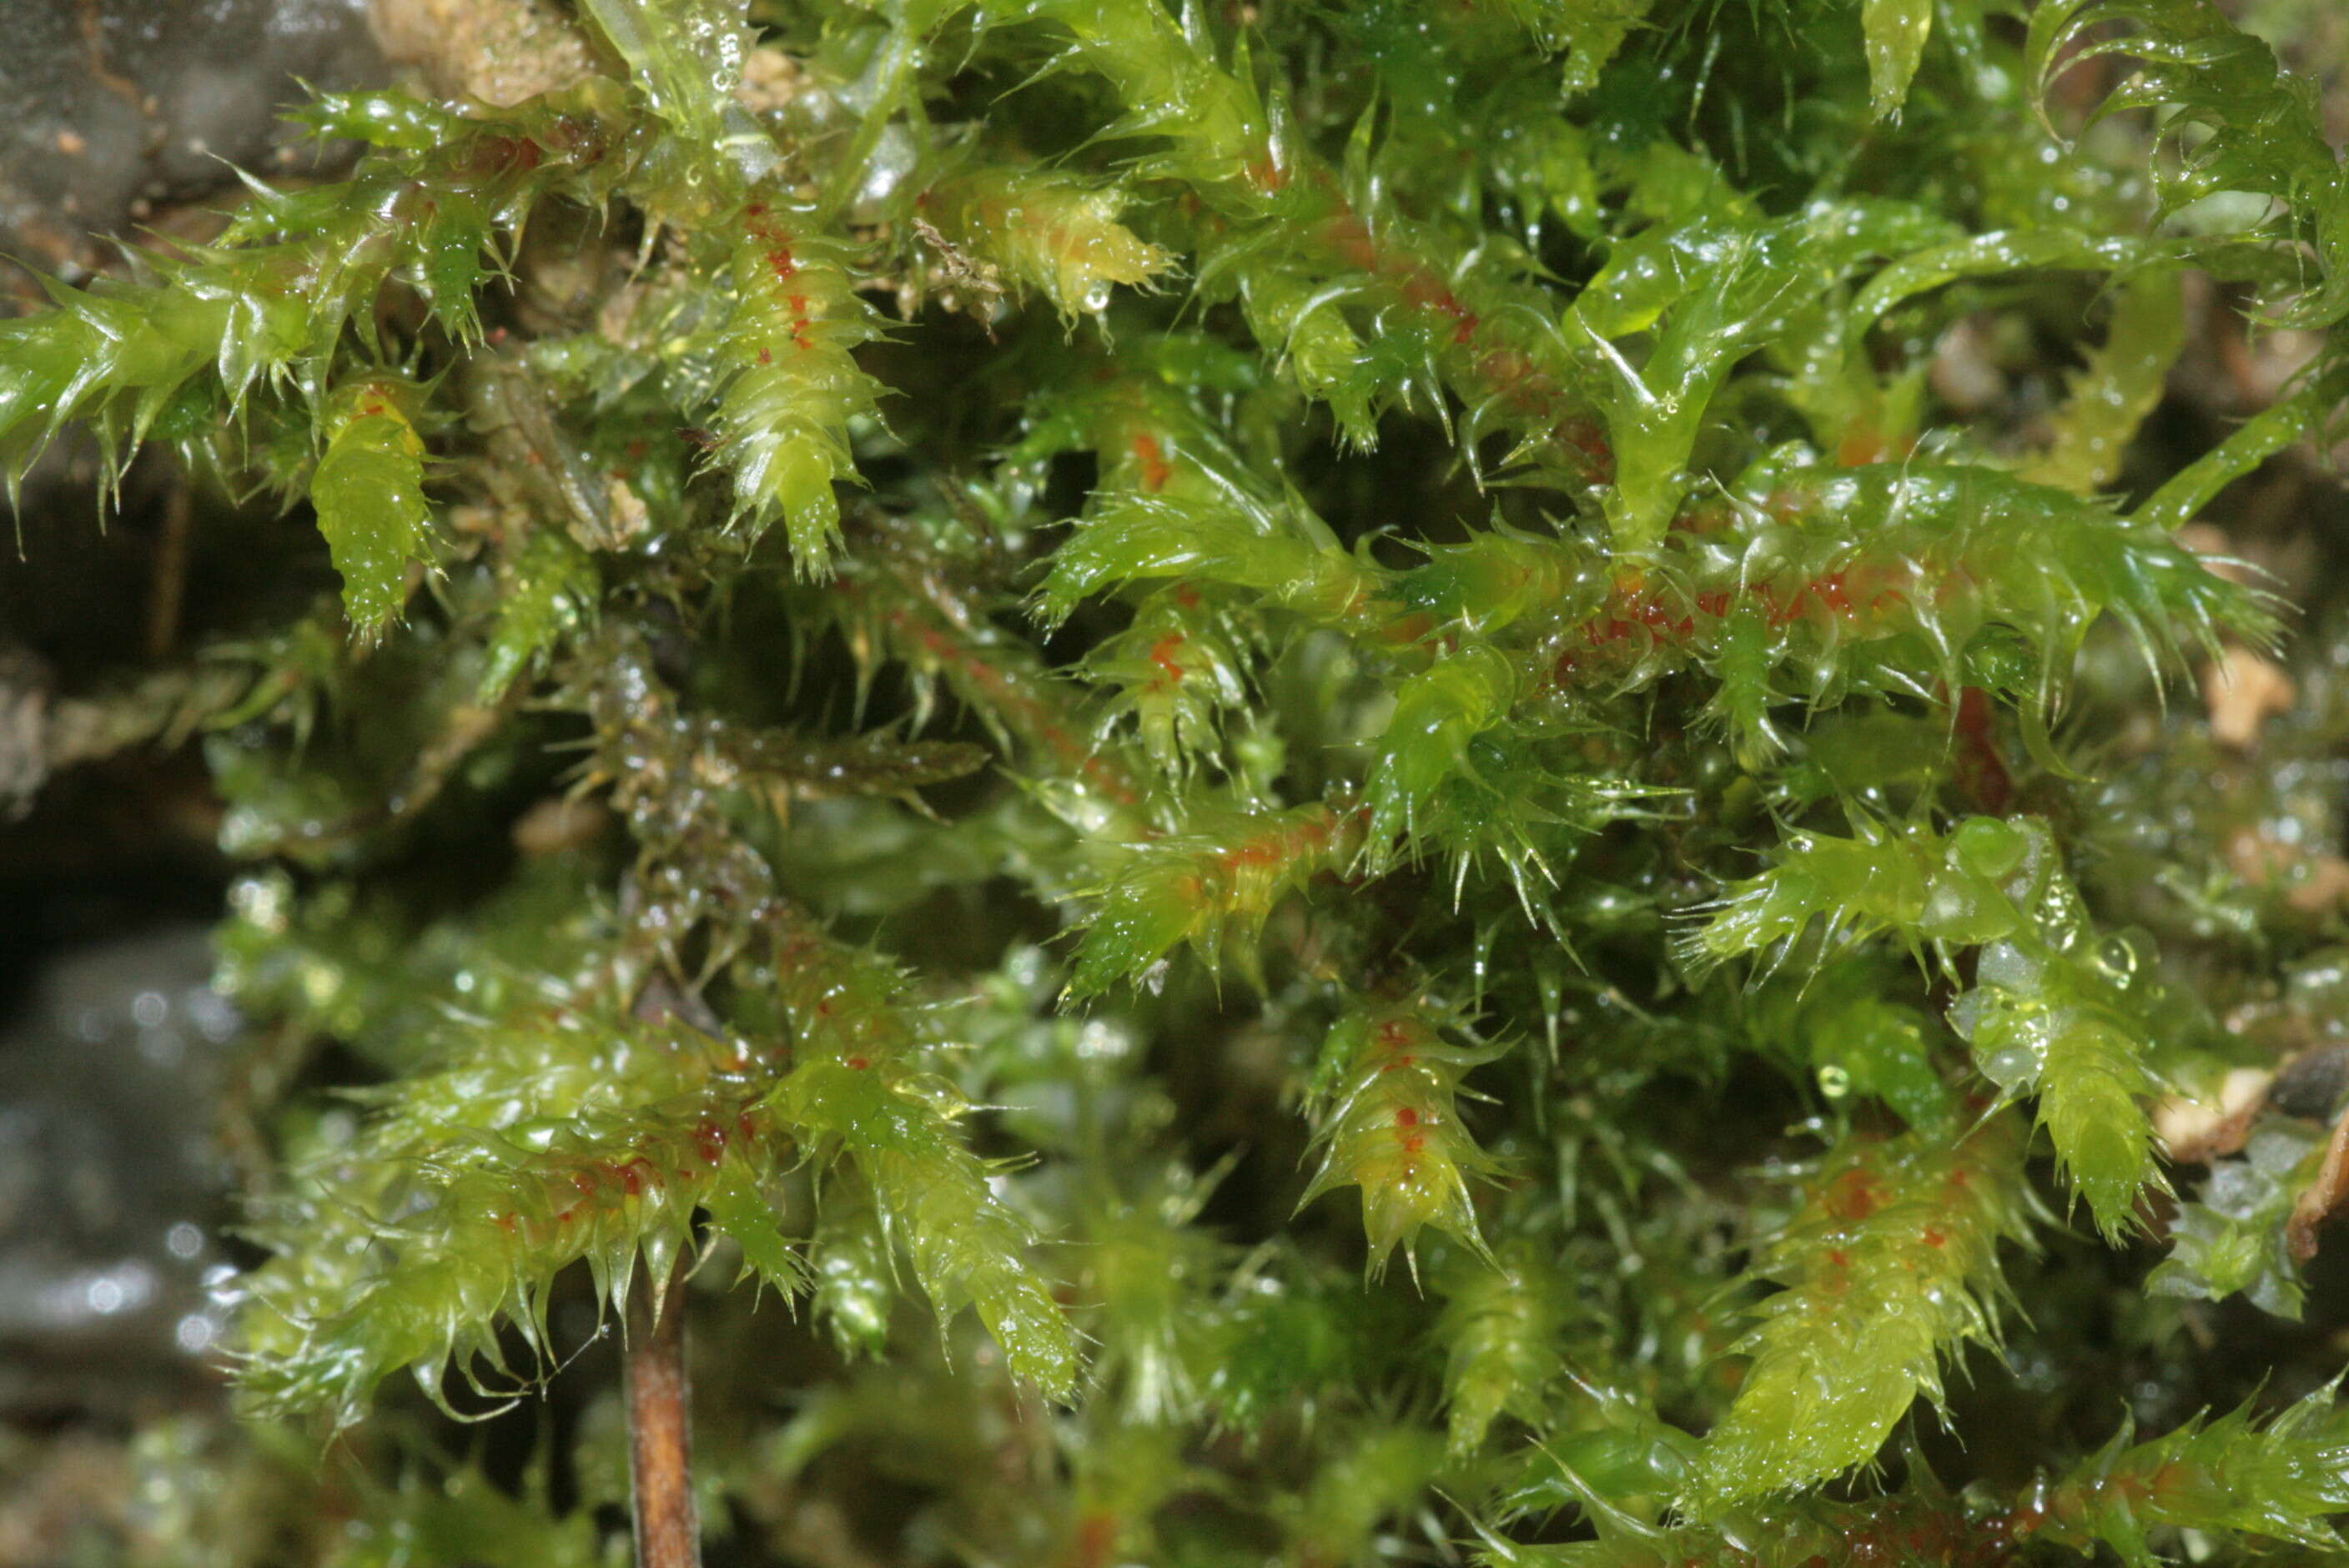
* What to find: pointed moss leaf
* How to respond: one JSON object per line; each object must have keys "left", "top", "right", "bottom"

{"left": 1285, "top": 1425, "right": 1446, "bottom": 1566}
{"left": 808, "top": 1179, "right": 895, "bottom": 1360}
{"left": 1237, "top": 269, "right": 1379, "bottom": 445}
{"left": 1576, "top": 199, "right": 1961, "bottom": 550}
{"left": 480, "top": 528, "right": 600, "bottom": 704}
{"left": 233, "top": 1006, "right": 789, "bottom": 1428}
{"left": 0, "top": 281, "right": 250, "bottom": 492}
{"left": 2026, "top": 1385, "right": 2349, "bottom": 1565}
{"left": 1849, "top": 229, "right": 2158, "bottom": 329}
{"left": 290, "top": 89, "right": 464, "bottom": 151}
{"left": 1545, "top": 456, "right": 2264, "bottom": 761}
{"left": 931, "top": 167, "right": 1174, "bottom": 322}
{"left": 1081, "top": 586, "right": 1254, "bottom": 776}
{"left": 1522, "top": 0, "right": 1648, "bottom": 95}
{"left": 1009, "top": 0, "right": 1274, "bottom": 192}
{"left": 1861, "top": 0, "right": 1933, "bottom": 119}
{"left": 1299, "top": 998, "right": 1501, "bottom": 1275}
{"left": 1950, "top": 918, "right": 2170, "bottom": 1240}
{"left": 1035, "top": 482, "right": 1371, "bottom": 631}
{"left": 1014, "top": 0, "right": 1616, "bottom": 484}
{"left": 311, "top": 378, "right": 431, "bottom": 639}
{"left": 1688, "top": 1113, "right": 2038, "bottom": 1513}
{"left": 1743, "top": 964, "right": 1956, "bottom": 1131}
{"left": 694, "top": 208, "right": 885, "bottom": 573}
{"left": 1364, "top": 648, "right": 1517, "bottom": 862}
{"left": 1445, "top": 0, "right": 1654, "bottom": 94}
{"left": 773, "top": 1057, "right": 1079, "bottom": 1399}
{"left": 1073, "top": 1184, "right": 1230, "bottom": 1427}
{"left": 2017, "top": 270, "right": 2186, "bottom": 495}
{"left": 1682, "top": 816, "right": 2023, "bottom": 977}
{"left": 1436, "top": 1237, "right": 1571, "bottom": 1458}
{"left": 1695, "top": 817, "right": 2171, "bottom": 1237}
{"left": 703, "top": 1165, "right": 810, "bottom": 1299}
{"left": 1068, "top": 800, "right": 1363, "bottom": 997}
{"left": 0, "top": 84, "right": 628, "bottom": 504}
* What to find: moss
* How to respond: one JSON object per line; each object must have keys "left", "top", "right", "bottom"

{"left": 8, "top": 0, "right": 2349, "bottom": 1561}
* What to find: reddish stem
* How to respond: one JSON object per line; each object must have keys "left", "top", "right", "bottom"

{"left": 626, "top": 1274, "right": 702, "bottom": 1568}
{"left": 1951, "top": 685, "right": 2015, "bottom": 816}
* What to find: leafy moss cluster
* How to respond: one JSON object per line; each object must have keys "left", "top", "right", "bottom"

{"left": 11, "top": 0, "right": 2349, "bottom": 1562}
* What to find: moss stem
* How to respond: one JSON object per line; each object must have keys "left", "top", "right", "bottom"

{"left": 626, "top": 1274, "right": 701, "bottom": 1568}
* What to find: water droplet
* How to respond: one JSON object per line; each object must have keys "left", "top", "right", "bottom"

{"left": 2094, "top": 935, "right": 2138, "bottom": 984}
{"left": 1817, "top": 1063, "right": 1853, "bottom": 1098}
{"left": 1082, "top": 280, "right": 1114, "bottom": 313}
{"left": 1985, "top": 1043, "right": 2043, "bottom": 1086}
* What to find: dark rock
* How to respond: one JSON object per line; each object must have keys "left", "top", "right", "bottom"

{"left": 0, "top": 0, "right": 385, "bottom": 284}
{"left": 2271, "top": 1042, "right": 2349, "bottom": 1124}
{"left": 0, "top": 925, "right": 237, "bottom": 1415}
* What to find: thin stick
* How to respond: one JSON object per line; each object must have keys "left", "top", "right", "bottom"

{"left": 146, "top": 481, "right": 192, "bottom": 661}
{"left": 626, "top": 1273, "right": 702, "bottom": 1568}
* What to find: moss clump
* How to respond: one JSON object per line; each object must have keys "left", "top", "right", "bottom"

{"left": 8, "top": 0, "right": 2349, "bottom": 1562}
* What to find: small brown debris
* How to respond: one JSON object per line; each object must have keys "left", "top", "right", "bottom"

{"left": 2201, "top": 645, "right": 2296, "bottom": 749}
{"left": 367, "top": 0, "right": 598, "bottom": 108}
{"left": 606, "top": 477, "right": 651, "bottom": 545}
{"left": 737, "top": 46, "right": 805, "bottom": 115}
{"left": 511, "top": 794, "right": 611, "bottom": 857}
{"left": 1929, "top": 316, "right": 2005, "bottom": 415}
{"left": 2287, "top": 1097, "right": 2349, "bottom": 1262}
{"left": 2289, "top": 860, "right": 2349, "bottom": 915}
{"left": 2224, "top": 827, "right": 2349, "bottom": 913}
{"left": 2155, "top": 1066, "right": 2275, "bottom": 1163}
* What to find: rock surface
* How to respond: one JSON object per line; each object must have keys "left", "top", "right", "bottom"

{"left": 0, "top": 0, "right": 386, "bottom": 285}
{"left": 0, "top": 925, "right": 238, "bottom": 1416}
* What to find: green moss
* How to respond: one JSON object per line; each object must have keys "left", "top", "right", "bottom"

{"left": 11, "top": 0, "right": 2349, "bottom": 1560}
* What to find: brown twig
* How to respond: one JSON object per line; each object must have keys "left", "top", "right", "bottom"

{"left": 147, "top": 481, "right": 193, "bottom": 661}
{"left": 626, "top": 1272, "right": 702, "bottom": 1568}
